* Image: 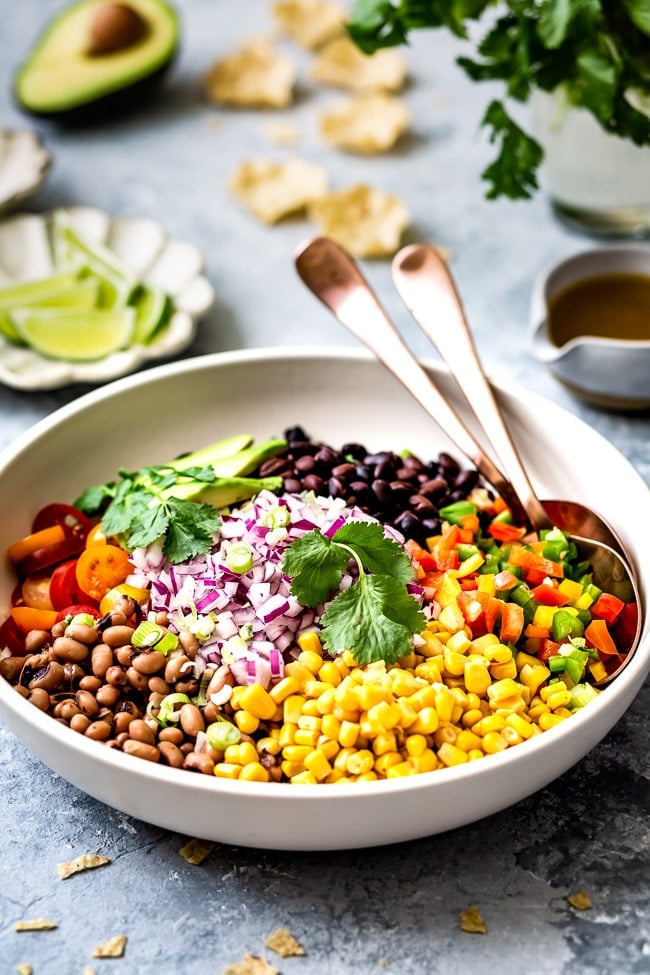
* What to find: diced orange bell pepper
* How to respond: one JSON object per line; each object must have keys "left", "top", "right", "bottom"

{"left": 508, "top": 544, "right": 564, "bottom": 579}
{"left": 499, "top": 602, "right": 524, "bottom": 644}
{"left": 530, "top": 583, "right": 571, "bottom": 607}
{"left": 585, "top": 618, "right": 619, "bottom": 657}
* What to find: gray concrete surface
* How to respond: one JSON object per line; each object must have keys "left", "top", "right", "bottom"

{"left": 1, "top": 2, "right": 649, "bottom": 973}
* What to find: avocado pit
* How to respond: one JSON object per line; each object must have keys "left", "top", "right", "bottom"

{"left": 87, "top": 2, "right": 148, "bottom": 57}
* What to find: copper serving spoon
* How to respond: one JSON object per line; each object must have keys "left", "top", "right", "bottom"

{"left": 295, "top": 236, "right": 641, "bottom": 684}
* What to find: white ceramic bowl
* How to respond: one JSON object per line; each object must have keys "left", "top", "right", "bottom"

{"left": 0, "top": 348, "right": 648, "bottom": 851}
{"left": 529, "top": 245, "right": 650, "bottom": 410}
{"left": 0, "top": 206, "right": 216, "bottom": 390}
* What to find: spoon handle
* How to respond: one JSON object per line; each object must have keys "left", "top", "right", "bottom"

{"left": 391, "top": 243, "right": 552, "bottom": 533}
{"left": 295, "top": 236, "right": 531, "bottom": 527}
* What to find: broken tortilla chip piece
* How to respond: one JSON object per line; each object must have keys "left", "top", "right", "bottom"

{"left": 272, "top": 0, "right": 345, "bottom": 49}
{"left": 92, "top": 935, "right": 127, "bottom": 958}
{"left": 221, "top": 954, "right": 279, "bottom": 975}
{"left": 311, "top": 36, "right": 407, "bottom": 92}
{"left": 264, "top": 927, "right": 306, "bottom": 957}
{"left": 204, "top": 39, "right": 296, "bottom": 108}
{"left": 459, "top": 906, "right": 487, "bottom": 934}
{"left": 14, "top": 919, "right": 57, "bottom": 932}
{"left": 308, "top": 184, "right": 409, "bottom": 257}
{"left": 567, "top": 890, "right": 592, "bottom": 911}
{"left": 57, "top": 853, "right": 111, "bottom": 880}
{"left": 230, "top": 158, "right": 329, "bottom": 223}
{"left": 179, "top": 838, "right": 215, "bottom": 865}
{"left": 320, "top": 93, "right": 410, "bottom": 153}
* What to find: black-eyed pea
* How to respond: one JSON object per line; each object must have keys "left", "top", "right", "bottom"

{"left": 131, "top": 651, "right": 166, "bottom": 675}
{"left": 122, "top": 739, "right": 160, "bottom": 763}
{"left": 51, "top": 621, "right": 67, "bottom": 638}
{"left": 24, "top": 629, "right": 50, "bottom": 653}
{"left": 159, "top": 726, "right": 184, "bottom": 745}
{"left": 180, "top": 742, "right": 194, "bottom": 756}
{"left": 102, "top": 625, "right": 136, "bottom": 648}
{"left": 56, "top": 699, "right": 81, "bottom": 722}
{"left": 91, "top": 644, "right": 114, "bottom": 678}
{"left": 0, "top": 656, "right": 27, "bottom": 681}
{"left": 52, "top": 636, "right": 89, "bottom": 663}
{"left": 115, "top": 646, "right": 135, "bottom": 666}
{"left": 105, "top": 665, "right": 127, "bottom": 687}
{"left": 28, "top": 687, "right": 50, "bottom": 711}
{"left": 202, "top": 701, "right": 219, "bottom": 724}
{"left": 179, "top": 703, "right": 204, "bottom": 738}
{"left": 128, "top": 719, "right": 156, "bottom": 746}
{"left": 175, "top": 679, "right": 199, "bottom": 697}
{"left": 154, "top": 611, "right": 169, "bottom": 626}
{"left": 28, "top": 660, "right": 65, "bottom": 692}
{"left": 96, "top": 683, "right": 122, "bottom": 708}
{"left": 148, "top": 676, "right": 170, "bottom": 695}
{"left": 164, "top": 654, "right": 190, "bottom": 684}
{"left": 183, "top": 751, "right": 215, "bottom": 775}
{"left": 85, "top": 719, "right": 113, "bottom": 741}
{"left": 65, "top": 622, "right": 98, "bottom": 644}
{"left": 79, "top": 675, "right": 102, "bottom": 693}
{"left": 159, "top": 740, "right": 184, "bottom": 768}
{"left": 63, "top": 663, "right": 85, "bottom": 685}
{"left": 126, "top": 667, "right": 149, "bottom": 692}
{"left": 178, "top": 630, "right": 199, "bottom": 658}
{"left": 75, "top": 689, "right": 100, "bottom": 717}
{"left": 70, "top": 713, "right": 91, "bottom": 734}
{"left": 112, "top": 710, "right": 136, "bottom": 735}
{"left": 114, "top": 731, "right": 130, "bottom": 747}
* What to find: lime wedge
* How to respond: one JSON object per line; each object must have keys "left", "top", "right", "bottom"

{"left": 50, "top": 210, "right": 137, "bottom": 305}
{"left": 0, "top": 272, "right": 80, "bottom": 307}
{"left": 130, "top": 284, "right": 172, "bottom": 345}
{"left": 11, "top": 307, "right": 135, "bottom": 361}
{"left": 0, "top": 278, "right": 102, "bottom": 344}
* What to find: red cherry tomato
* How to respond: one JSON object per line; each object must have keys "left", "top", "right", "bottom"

{"left": 50, "top": 559, "right": 96, "bottom": 611}
{"left": 31, "top": 503, "right": 92, "bottom": 542}
{"left": 0, "top": 614, "right": 26, "bottom": 655}
{"left": 54, "top": 603, "right": 102, "bottom": 624}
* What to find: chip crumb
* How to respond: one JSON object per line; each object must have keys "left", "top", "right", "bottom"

{"left": 265, "top": 927, "right": 306, "bottom": 957}
{"left": 319, "top": 93, "right": 410, "bottom": 154}
{"left": 92, "top": 934, "right": 127, "bottom": 958}
{"left": 459, "top": 906, "right": 487, "bottom": 934}
{"left": 221, "top": 954, "right": 279, "bottom": 975}
{"left": 57, "top": 853, "right": 111, "bottom": 880}
{"left": 272, "top": 0, "right": 345, "bottom": 49}
{"left": 83, "top": 968, "right": 96, "bottom": 975}
{"left": 230, "top": 158, "right": 329, "bottom": 224}
{"left": 179, "top": 838, "right": 215, "bottom": 865}
{"left": 264, "top": 120, "right": 302, "bottom": 147}
{"left": 311, "top": 36, "right": 407, "bottom": 93}
{"left": 14, "top": 919, "right": 57, "bottom": 932}
{"left": 15, "top": 965, "right": 32, "bottom": 975}
{"left": 204, "top": 38, "right": 296, "bottom": 109}
{"left": 567, "top": 889, "right": 592, "bottom": 911}
{"left": 308, "top": 183, "right": 409, "bottom": 258}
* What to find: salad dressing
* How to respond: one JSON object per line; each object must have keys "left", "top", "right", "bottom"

{"left": 547, "top": 272, "right": 650, "bottom": 345}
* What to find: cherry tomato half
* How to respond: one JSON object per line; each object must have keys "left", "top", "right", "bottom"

{"left": 50, "top": 559, "right": 96, "bottom": 612}
{"left": 11, "top": 534, "right": 86, "bottom": 579}
{"left": 21, "top": 572, "right": 55, "bottom": 611}
{"left": 8, "top": 524, "right": 66, "bottom": 565}
{"left": 31, "top": 503, "right": 92, "bottom": 543}
{"left": 75, "top": 544, "right": 131, "bottom": 602}
{"left": 11, "top": 606, "right": 59, "bottom": 634}
{"left": 0, "top": 614, "right": 26, "bottom": 655}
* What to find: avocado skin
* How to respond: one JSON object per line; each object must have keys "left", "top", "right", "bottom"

{"left": 14, "top": 0, "right": 180, "bottom": 122}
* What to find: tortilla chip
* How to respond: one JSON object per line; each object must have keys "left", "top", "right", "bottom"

{"left": 265, "top": 927, "right": 306, "bottom": 957}
{"left": 179, "top": 838, "right": 215, "bottom": 865}
{"left": 14, "top": 919, "right": 57, "bottom": 932}
{"left": 320, "top": 93, "right": 410, "bottom": 153}
{"left": 15, "top": 965, "right": 32, "bottom": 974}
{"left": 308, "top": 184, "right": 410, "bottom": 257}
{"left": 459, "top": 906, "right": 487, "bottom": 934}
{"left": 567, "top": 890, "right": 592, "bottom": 910}
{"left": 230, "top": 158, "right": 329, "bottom": 223}
{"left": 92, "top": 935, "right": 127, "bottom": 958}
{"left": 272, "top": 0, "right": 345, "bottom": 49}
{"left": 204, "top": 39, "right": 295, "bottom": 108}
{"left": 311, "top": 36, "right": 407, "bottom": 92}
{"left": 57, "top": 853, "right": 111, "bottom": 880}
{"left": 221, "top": 954, "right": 279, "bottom": 975}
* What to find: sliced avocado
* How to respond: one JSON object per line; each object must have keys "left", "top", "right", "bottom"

{"left": 14, "top": 0, "right": 179, "bottom": 118}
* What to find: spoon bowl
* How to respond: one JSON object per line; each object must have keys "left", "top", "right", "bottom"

{"left": 295, "top": 237, "right": 641, "bottom": 684}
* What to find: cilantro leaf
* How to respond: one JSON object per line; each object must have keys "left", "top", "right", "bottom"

{"left": 281, "top": 530, "right": 350, "bottom": 607}
{"left": 320, "top": 575, "right": 426, "bottom": 665}
{"left": 163, "top": 499, "right": 221, "bottom": 563}
{"left": 123, "top": 505, "right": 170, "bottom": 551}
{"left": 480, "top": 100, "right": 544, "bottom": 199}
{"left": 332, "top": 521, "right": 414, "bottom": 582}
{"left": 74, "top": 482, "right": 116, "bottom": 515}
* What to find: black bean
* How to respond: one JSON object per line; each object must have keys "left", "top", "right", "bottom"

{"left": 303, "top": 474, "right": 326, "bottom": 494}
{"left": 340, "top": 442, "right": 366, "bottom": 460}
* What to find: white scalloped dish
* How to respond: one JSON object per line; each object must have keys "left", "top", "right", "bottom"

{"left": 0, "top": 128, "right": 51, "bottom": 215}
{"left": 0, "top": 206, "right": 216, "bottom": 390}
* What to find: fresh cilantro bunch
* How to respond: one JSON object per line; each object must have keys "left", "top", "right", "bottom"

{"left": 348, "top": 0, "right": 650, "bottom": 199}
{"left": 75, "top": 464, "right": 222, "bottom": 563}
{"left": 282, "top": 521, "right": 426, "bottom": 665}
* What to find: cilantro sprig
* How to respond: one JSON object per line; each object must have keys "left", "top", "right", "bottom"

{"left": 75, "top": 464, "right": 222, "bottom": 563}
{"left": 282, "top": 521, "right": 425, "bottom": 665}
{"left": 348, "top": 0, "right": 650, "bottom": 200}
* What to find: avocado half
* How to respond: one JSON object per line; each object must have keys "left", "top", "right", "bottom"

{"left": 14, "top": 0, "right": 179, "bottom": 118}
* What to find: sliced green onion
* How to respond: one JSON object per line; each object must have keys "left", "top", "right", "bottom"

{"left": 206, "top": 719, "right": 241, "bottom": 750}
{"left": 569, "top": 683, "right": 600, "bottom": 710}
{"left": 225, "top": 541, "right": 254, "bottom": 574}
{"left": 157, "top": 692, "right": 191, "bottom": 727}
{"left": 132, "top": 620, "right": 179, "bottom": 655}
{"left": 262, "top": 505, "right": 290, "bottom": 529}
{"left": 69, "top": 612, "right": 96, "bottom": 628}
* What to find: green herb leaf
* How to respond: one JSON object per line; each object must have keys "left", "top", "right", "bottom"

{"left": 320, "top": 575, "right": 426, "bottom": 665}
{"left": 480, "top": 100, "right": 544, "bottom": 199}
{"left": 74, "top": 482, "right": 116, "bottom": 514}
{"left": 122, "top": 504, "right": 170, "bottom": 551}
{"left": 281, "top": 530, "right": 350, "bottom": 606}
{"left": 332, "top": 521, "right": 414, "bottom": 582}
{"left": 163, "top": 499, "right": 221, "bottom": 563}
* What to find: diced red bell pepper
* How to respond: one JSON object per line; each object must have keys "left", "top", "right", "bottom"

{"left": 538, "top": 638, "right": 562, "bottom": 661}
{"left": 530, "top": 583, "right": 571, "bottom": 607}
{"left": 508, "top": 544, "right": 564, "bottom": 579}
{"left": 488, "top": 521, "right": 526, "bottom": 543}
{"left": 591, "top": 592, "right": 625, "bottom": 625}
{"left": 611, "top": 602, "right": 639, "bottom": 652}
{"left": 499, "top": 602, "right": 524, "bottom": 644}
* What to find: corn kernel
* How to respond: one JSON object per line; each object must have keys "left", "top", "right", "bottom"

{"left": 540, "top": 680, "right": 568, "bottom": 702}
{"left": 324, "top": 769, "right": 346, "bottom": 783}
{"left": 284, "top": 662, "right": 314, "bottom": 687}
{"left": 356, "top": 683, "right": 389, "bottom": 710}
{"left": 282, "top": 744, "right": 312, "bottom": 763}
{"left": 386, "top": 761, "right": 416, "bottom": 778}
{"left": 546, "top": 688, "right": 573, "bottom": 710}
{"left": 482, "top": 730, "right": 508, "bottom": 753}
{"left": 316, "top": 737, "right": 340, "bottom": 760}
{"left": 239, "top": 762, "right": 270, "bottom": 782}
{"left": 374, "top": 752, "right": 403, "bottom": 775}
{"left": 505, "top": 712, "right": 534, "bottom": 739}
{"left": 282, "top": 760, "right": 306, "bottom": 778}
{"left": 298, "top": 649, "right": 324, "bottom": 674}
{"left": 464, "top": 658, "right": 491, "bottom": 696}
{"left": 338, "top": 720, "right": 360, "bottom": 748}
{"left": 224, "top": 741, "right": 258, "bottom": 766}
{"left": 389, "top": 670, "right": 424, "bottom": 697}
{"left": 270, "top": 676, "right": 300, "bottom": 703}
{"left": 455, "top": 729, "right": 482, "bottom": 752}
{"left": 519, "top": 662, "right": 551, "bottom": 695}
{"left": 297, "top": 631, "right": 323, "bottom": 655}
{"left": 405, "top": 733, "right": 428, "bottom": 757}
{"left": 356, "top": 770, "right": 379, "bottom": 782}
{"left": 418, "top": 630, "right": 445, "bottom": 657}
{"left": 278, "top": 722, "right": 297, "bottom": 747}
{"left": 239, "top": 684, "right": 277, "bottom": 720}
{"left": 538, "top": 711, "right": 568, "bottom": 731}
{"left": 489, "top": 660, "right": 518, "bottom": 680}
{"left": 334, "top": 684, "right": 360, "bottom": 712}
{"left": 283, "top": 694, "right": 306, "bottom": 725}
{"left": 301, "top": 698, "right": 321, "bottom": 716}
{"left": 414, "top": 660, "right": 443, "bottom": 683}
{"left": 213, "top": 762, "right": 241, "bottom": 779}
{"left": 290, "top": 770, "right": 318, "bottom": 785}
{"left": 297, "top": 714, "right": 321, "bottom": 732}
{"left": 470, "top": 633, "right": 500, "bottom": 652}
{"left": 294, "top": 728, "right": 320, "bottom": 747}
{"left": 408, "top": 750, "right": 438, "bottom": 773}
{"left": 433, "top": 725, "right": 457, "bottom": 747}
{"left": 256, "top": 736, "right": 281, "bottom": 756}
{"left": 462, "top": 707, "right": 486, "bottom": 728}
{"left": 321, "top": 713, "right": 341, "bottom": 740}
{"left": 304, "top": 749, "right": 333, "bottom": 781}
{"left": 501, "top": 726, "right": 522, "bottom": 745}
{"left": 483, "top": 643, "right": 513, "bottom": 664}
{"left": 472, "top": 714, "right": 506, "bottom": 736}
{"left": 234, "top": 710, "right": 260, "bottom": 735}
{"left": 333, "top": 705, "right": 359, "bottom": 723}
{"left": 433, "top": 686, "right": 455, "bottom": 722}
{"left": 394, "top": 697, "right": 418, "bottom": 728}
{"left": 346, "top": 749, "right": 375, "bottom": 775}
{"left": 409, "top": 686, "right": 437, "bottom": 711}
{"left": 487, "top": 678, "right": 522, "bottom": 705}
{"left": 367, "top": 700, "right": 400, "bottom": 730}
{"left": 438, "top": 743, "right": 469, "bottom": 766}
{"left": 318, "top": 661, "right": 341, "bottom": 686}
{"left": 443, "top": 649, "right": 468, "bottom": 677}
{"left": 341, "top": 650, "right": 359, "bottom": 667}
{"left": 467, "top": 748, "right": 484, "bottom": 761}
{"left": 446, "top": 630, "right": 472, "bottom": 654}
{"left": 372, "top": 731, "right": 398, "bottom": 756}
{"left": 334, "top": 747, "right": 356, "bottom": 771}
{"left": 410, "top": 706, "right": 440, "bottom": 734}
{"left": 304, "top": 679, "right": 331, "bottom": 698}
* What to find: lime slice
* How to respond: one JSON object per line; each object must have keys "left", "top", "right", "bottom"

{"left": 0, "top": 278, "right": 101, "bottom": 344}
{"left": 0, "top": 272, "right": 80, "bottom": 306}
{"left": 130, "top": 284, "right": 172, "bottom": 344}
{"left": 50, "top": 210, "right": 137, "bottom": 305}
{"left": 11, "top": 307, "right": 135, "bottom": 361}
